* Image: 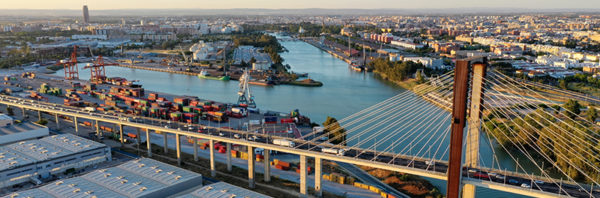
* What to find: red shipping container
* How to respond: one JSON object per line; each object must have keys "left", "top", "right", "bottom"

{"left": 277, "top": 161, "right": 290, "bottom": 168}
{"left": 218, "top": 148, "right": 226, "bottom": 153}
{"left": 280, "top": 118, "right": 294, "bottom": 124}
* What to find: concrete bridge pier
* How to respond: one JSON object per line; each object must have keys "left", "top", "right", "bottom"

{"left": 163, "top": 132, "right": 168, "bottom": 154}
{"left": 193, "top": 137, "right": 198, "bottom": 161}
{"left": 73, "top": 117, "right": 78, "bottom": 135}
{"left": 226, "top": 143, "right": 232, "bottom": 172}
{"left": 315, "top": 157, "right": 322, "bottom": 197}
{"left": 248, "top": 145, "right": 255, "bottom": 188}
{"left": 95, "top": 120, "right": 100, "bottom": 138}
{"left": 37, "top": 110, "right": 41, "bottom": 121}
{"left": 119, "top": 124, "right": 124, "bottom": 146}
{"left": 145, "top": 129, "right": 152, "bottom": 157}
{"left": 136, "top": 128, "right": 141, "bottom": 144}
{"left": 55, "top": 114, "right": 60, "bottom": 129}
{"left": 300, "top": 155, "right": 307, "bottom": 197}
{"left": 209, "top": 140, "right": 216, "bottom": 177}
{"left": 264, "top": 149, "right": 271, "bottom": 182}
{"left": 176, "top": 134, "right": 181, "bottom": 166}
{"left": 21, "top": 107, "right": 25, "bottom": 119}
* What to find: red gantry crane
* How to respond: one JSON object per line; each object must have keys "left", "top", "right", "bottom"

{"left": 84, "top": 55, "right": 118, "bottom": 84}
{"left": 59, "top": 45, "right": 79, "bottom": 80}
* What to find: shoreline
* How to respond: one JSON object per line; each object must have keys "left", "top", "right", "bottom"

{"left": 373, "top": 71, "right": 452, "bottom": 112}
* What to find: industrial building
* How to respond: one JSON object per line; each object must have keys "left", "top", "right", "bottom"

{"left": 177, "top": 182, "right": 272, "bottom": 198}
{"left": 0, "top": 121, "right": 49, "bottom": 145}
{"left": 4, "top": 158, "right": 203, "bottom": 198}
{"left": 233, "top": 46, "right": 273, "bottom": 70}
{"left": 0, "top": 134, "right": 110, "bottom": 189}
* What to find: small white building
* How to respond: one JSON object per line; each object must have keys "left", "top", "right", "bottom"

{"left": 390, "top": 40, "right": 424, "bottom": 50}
{"left": 404, "top": 57, "right": 444, "bottom": 69}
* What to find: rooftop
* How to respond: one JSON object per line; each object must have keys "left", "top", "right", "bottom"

{"left": 178, "top": 182, "right": 272, "bottom": 198}
{"left": 4, "top": 158, "right": 203, "bottom": 198}
{"left": 0, "top": 122, "right": 45, "bottom": 136}
{"left": 0, "top": 134, "right": 106, "bottom": 171}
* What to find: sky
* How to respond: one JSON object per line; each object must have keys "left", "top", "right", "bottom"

{"left": 2, "top": 0, "right": 600, "bottom": 10}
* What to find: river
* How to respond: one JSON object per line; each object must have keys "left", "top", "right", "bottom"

{"left": 57, "top": 39, "right": 530, "bottom": 197}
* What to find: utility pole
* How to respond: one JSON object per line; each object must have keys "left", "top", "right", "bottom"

{"left": 446, "top": 57, "right": 488, "bottom": 198}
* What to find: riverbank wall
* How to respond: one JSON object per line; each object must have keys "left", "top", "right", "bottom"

{"left": 116, "top": 64, "right": 199, "bottom": 76}
{"left": 301, "top": 38, "right": 353, "bottom": 64}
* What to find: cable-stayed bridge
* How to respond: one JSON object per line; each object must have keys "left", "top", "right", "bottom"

{"left": 0, "top": 57, "right": 599, "bottom": 198}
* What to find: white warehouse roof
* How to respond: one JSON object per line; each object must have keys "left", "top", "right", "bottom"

{"left": 0, "top": 134, "right": 105, "bottom": 171}
{"left": 178, "top": 182, "right": 272, "bottom": 198}
{"left": 0, "top": 122, "right": 49, "bottom": 145}
{"left": 4, "top": 158, "right": 203, "bottom": 198}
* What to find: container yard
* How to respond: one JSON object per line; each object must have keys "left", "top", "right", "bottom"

{"left": 1, "top": 71, "right": 315, "bottom": 140}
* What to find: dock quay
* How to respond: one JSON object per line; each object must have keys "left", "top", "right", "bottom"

{"left": 117, "top": 64, "right": 199, "bottom": 76}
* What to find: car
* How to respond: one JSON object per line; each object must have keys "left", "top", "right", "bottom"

{"left": 520, "top": 183, "right": 531, "bottom": 188}
{"left": 234, "top": 134, "right": 241, "bottom": 139}
{"left": 472, "top": 173, "right": 490, "bottom": 179}
{"left": 219, "top": 133, "right": 225, "bottom": 136}
{"left": 494, "top": 174, "right": 506, "bottom": 180}
{"left": 164, "top": 125, "right": 170, "bottom": 129}
{"left": 508, "top": 179, "right": 520, "bottom": 185}
{"left": 534, "top": 180, "right": 545, "bottom": 185}
{"left": 488, "top": 173, "right": 497, "bottom": 177}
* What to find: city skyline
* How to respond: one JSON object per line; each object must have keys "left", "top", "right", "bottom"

{"left": 3, "top": 0, "right": 600, "bottom": 10}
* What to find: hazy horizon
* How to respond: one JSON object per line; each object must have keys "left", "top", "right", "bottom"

{"left": 3, "top": 0, "right": 600, "bottom": 10}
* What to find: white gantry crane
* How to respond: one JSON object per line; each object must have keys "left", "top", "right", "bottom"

{"left": 237, "top": 69, "right": 256, "bottom": 108}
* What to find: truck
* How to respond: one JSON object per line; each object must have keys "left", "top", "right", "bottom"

{"left": 321, "top": 148, "right": 346, "bottom": 156}
{"left": 84, "top": 107, "right": 96, "bottom": 112}
{"left": 273, "top": 139, "right": 295, "bottom": 147}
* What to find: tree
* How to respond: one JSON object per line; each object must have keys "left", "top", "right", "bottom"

{"left": 416, "top": 71, "right": 425, "bottom": 84}
{"left": 563, "top": 99, "right": 582, "bottom": 119}
{"left": 323, "top": 116, "right": 347, "bottom": 145}
{"left": 559, "top": 79, "right": 568, "bottom": 89}
{"left": 587, "top": 107, "right": 598, "bottom": 122}
{"left": 551, "top": 105, "right": 561, "bottom": 114}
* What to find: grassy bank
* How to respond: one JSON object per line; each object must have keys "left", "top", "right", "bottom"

{"left": 373, "top": 70, "right": 419, "bottom": 90}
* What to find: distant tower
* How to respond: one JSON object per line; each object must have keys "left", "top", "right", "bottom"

{"left": 83, "top": 5, "right": 90, "bottom": 24}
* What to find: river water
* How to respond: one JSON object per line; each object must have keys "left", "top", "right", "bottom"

{"left": 57, "top": 40, "right": 529, "bottom": 197}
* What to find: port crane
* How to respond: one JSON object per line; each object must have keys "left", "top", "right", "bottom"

{"left": 58, "top": 45, "right": 80, "bottom": 80}
{"left": 237, "top": 69, "right": 256, "bottom": 108}
{"left": 83, "top": 46, "right": 118, "bottom": 83}
{"left": 179, "top": 46, "right": 193, "bottom": 72}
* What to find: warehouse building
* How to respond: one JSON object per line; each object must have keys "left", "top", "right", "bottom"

{"left": 0, "top": 121, "right": 49, "bottom": 145}
{"left": 4, "top": 158, "right": 203, "bottom": 198}
{"left": 177, "top": 182, "right": 272, "bottom": 198}
{"left": 0, "top": 134, "right": 110, "bottom": 189}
